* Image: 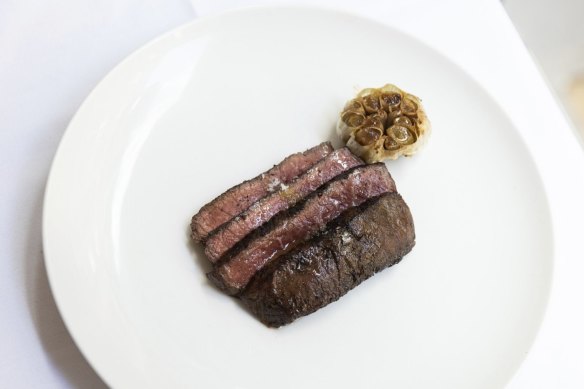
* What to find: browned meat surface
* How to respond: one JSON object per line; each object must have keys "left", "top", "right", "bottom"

{"left": 208, "top": 164, "right": 396, "bottom": 295}
{"left": 241, "top": 193, "right": 415, "bottom": 327}
{"left": 190, "top": 142, "right": 333, "bottom": 241}
{"left": 204, "top": 148, "right": 364, "bottom": 262}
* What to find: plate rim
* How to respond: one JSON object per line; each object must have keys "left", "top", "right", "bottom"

{"left": 42, "top": 5, "right": 555, "bottom": 388}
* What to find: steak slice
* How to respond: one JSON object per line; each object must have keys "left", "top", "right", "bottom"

{"left": 208, "top": 164, "right": 396, "bottom": 295}
{"left": 191, "top": 142, "right": 333, "bottom": 241}
{"left": 241, "top": 193, "right": 415, "bottom": 327}
{"left": 204, "top": 148, "right": 364, "bottom": 262}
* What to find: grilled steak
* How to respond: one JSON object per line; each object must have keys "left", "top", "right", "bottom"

{"left": 204, "top": 148, "right": 364, "bottom": 262}
{"left": 208, "top": 164, "right": 396, "bottom": 295}
{"left": 191, "top": 142, "right": 333, "bottom": 241}
{"left": 241, "top": 193, "right": 415, "bottom": 327}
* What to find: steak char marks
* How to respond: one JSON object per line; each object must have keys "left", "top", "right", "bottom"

{"left": 208, "top": 164, "right": 396, "bottom": 295}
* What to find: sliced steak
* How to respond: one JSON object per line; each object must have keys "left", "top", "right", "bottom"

{"left": 241, "top": 193, "right": 415, "bottom": 327}
{"left": 191, "top": 142, "right": 333, "bottom": 241}
{"left": 204, "top": 148, "right": 364, "bottom": 262}
{"left": 208, "top": 163, "right": 396, "bottom": 295}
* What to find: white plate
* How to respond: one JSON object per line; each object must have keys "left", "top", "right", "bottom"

{"left": 43, "top": 7, "right": 553, "bottom": 389}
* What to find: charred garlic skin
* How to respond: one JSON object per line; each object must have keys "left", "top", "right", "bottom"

{"left": 337, "top": 84, "right": 430, "bottom": 163}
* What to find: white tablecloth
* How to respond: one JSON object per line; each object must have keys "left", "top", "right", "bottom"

{"left": 2, "top": 0, "right": 583, "bottom": 387}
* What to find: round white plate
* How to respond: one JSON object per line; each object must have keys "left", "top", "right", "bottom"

{"left": 43, "top": 7, "right": 553, "bottom": 389}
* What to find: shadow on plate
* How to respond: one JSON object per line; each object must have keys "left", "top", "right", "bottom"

{"left": 26, "top": 185, "right": 108, "bottom": 388}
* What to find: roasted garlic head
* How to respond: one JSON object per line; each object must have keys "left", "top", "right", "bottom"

{"left": 337, "top": 84, "right": 430, "bottom": 163}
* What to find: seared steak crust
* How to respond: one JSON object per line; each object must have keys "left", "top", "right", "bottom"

{"left": 241, "top": 193, "right": 415, "bottom": 327}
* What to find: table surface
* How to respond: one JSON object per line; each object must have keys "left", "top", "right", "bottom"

{"left": 2, "top": 0, "right": 583, "bottom": 387}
